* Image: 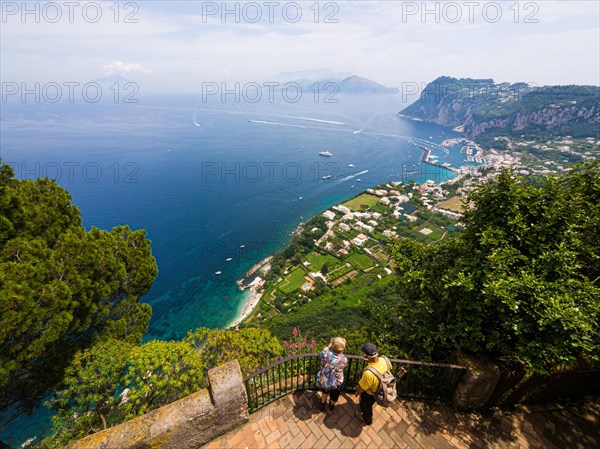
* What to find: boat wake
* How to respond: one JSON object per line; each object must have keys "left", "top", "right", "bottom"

{"left": 278, "top": 115, "right": 346, "bottom": 125}
{"left": 193, "top": 110, "right": 201, "bottom": 127}
{"left": 338, "top": 169, "right": 369, "bottom": 182}
{"left": 248, "top": 119, "right": 307, "bottom": 129}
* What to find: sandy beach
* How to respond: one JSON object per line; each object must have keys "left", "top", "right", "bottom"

{"left": 228, "top": 287, "right": 263, "bottom": 328}
{"left": 228, "top": 255, "right": 272, "bottom": 328}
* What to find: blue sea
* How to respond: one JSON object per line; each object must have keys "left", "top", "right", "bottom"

{"left": 0, "top": 93, "right": 468, "bottom": 445}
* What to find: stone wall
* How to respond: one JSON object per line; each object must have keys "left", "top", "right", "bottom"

{"left": 65, "top": 360, "right": 249, "bottom": 449}
{"left": 452, "top": 353, "right": 501, "bottom": 411}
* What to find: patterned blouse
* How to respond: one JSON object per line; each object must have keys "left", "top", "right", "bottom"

{"left": 317, "top": 346, "right": 348, "bottom": 390}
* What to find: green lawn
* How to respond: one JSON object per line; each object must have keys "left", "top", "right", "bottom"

{"left": 437, "top": 195, "right": 464, "bottom": 213}
{"left": 400, "top": 221, "right": 445, "bottom": 244}
{"left": 369, "top": 245, "right": 390, "bottom": 264}
{"left": 327, "top": 263, "right": 355, "bottom": 281}
{"left": 277, "top": 267, "right": 309, "bottom": 294}
{"left": 303, "top": 252, "right": 339, "bottom": 272}
{"left": 343, "top": 194, "right": 380, "bottom": 211}
{"left": 347, "top": 252, "right": 376, "bottom": 270}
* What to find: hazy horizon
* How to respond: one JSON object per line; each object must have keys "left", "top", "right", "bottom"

{"left": 2, "top": 1, "right": 599, "bottom": 96}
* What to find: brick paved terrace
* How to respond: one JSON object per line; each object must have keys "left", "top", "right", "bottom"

{"left": 203, "top": 391, "right": 599, "bottom": 449}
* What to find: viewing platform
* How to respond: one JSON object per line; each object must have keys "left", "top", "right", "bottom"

{"left": 204, "top": 390, "right": 599, "bottom": 449}
{"left": 64, "top": 356, "right": 600, "bottom": 449}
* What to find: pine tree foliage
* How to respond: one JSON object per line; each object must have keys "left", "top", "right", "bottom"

{"left": 0, "top": 162, "right": 158, "bottom": 417}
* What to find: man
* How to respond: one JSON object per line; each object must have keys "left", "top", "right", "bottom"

{"left": 355, "top": 342, "right": 388, "bottom": 425}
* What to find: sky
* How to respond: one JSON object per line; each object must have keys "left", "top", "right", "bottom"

{"left": 1, "top": 1, "right": 599, "bottom": 93}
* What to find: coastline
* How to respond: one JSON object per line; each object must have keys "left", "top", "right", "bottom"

{"left": 227, "top": 139, "right": 477, "bottom": 330}
{"left": 228, "top": 287, "right": 263, "bottom": 328}
{"left": 420, "top": 145, "right": 457, "bottom": 173}
{"left": 228, "top": 255, "right": 273, "bottom": 328}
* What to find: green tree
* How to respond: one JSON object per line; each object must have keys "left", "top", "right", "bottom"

{"left": 43, "top": 340, "right": 134, "bottom": 447}
{"left": 0, "top": 162, "right": 158, "bottom": 419}
{"left": 43, "top": 326, "right": 282, "bottom": 447}
{"left": 370, "top": 163, "right": 600, "bottom": 371}
{"left": 120, "top": 340, "right": 205, "bottom": 419}
{"left": 186, "top": 327, "right": 283, "bottom": 376}
{"left": 42, "top": 339, "right": 203, "bottom": 448}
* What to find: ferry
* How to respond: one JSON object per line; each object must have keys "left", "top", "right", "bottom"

{"left": 319, "top": 151, "right": 333, "bottom": 157}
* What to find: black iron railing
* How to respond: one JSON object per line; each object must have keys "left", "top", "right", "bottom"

{"left": 243, "top": 353, "right": 466, "bottom": 413}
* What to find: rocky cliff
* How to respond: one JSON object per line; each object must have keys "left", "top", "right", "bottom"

{"left": 401, "top": 77, "right": 600, "bottom": 142}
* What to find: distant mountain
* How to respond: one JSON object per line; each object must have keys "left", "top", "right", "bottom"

{"left": 400, "top": 76, "right": 600, "bottom": 145}
{"left": 264, "top": 68, "right": 351, "bottom": 84}
{"left": 264, "top": 70, "right": 398, "bottom": 95}
{"left": 337, "top": 75, "right": 399, "bottom": 95}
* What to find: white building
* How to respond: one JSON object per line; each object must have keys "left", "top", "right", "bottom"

{"left": 383, "top": 229, "right": 397, "bottom": 238}
{"left": 352, "top": 234, "right": 368, "bottom": 246}
{"left": 333, "top": 205, "right": 352, "bottom": 215}
{"left": 323, "top": 210, "right": 336, "bottom": 220}
{"left": 356, "top": 221, "right": 374, "bottom": 233}
{"left": 338, "top": 223, "right": 350, "bottom": 232}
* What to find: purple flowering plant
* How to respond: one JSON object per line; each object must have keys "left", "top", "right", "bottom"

{"left": 275, "top": 327, "right": 317, "bottom": 362}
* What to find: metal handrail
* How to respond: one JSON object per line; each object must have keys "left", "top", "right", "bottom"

{"left": 243, "top": 353, "right": 466, "bottom": 413}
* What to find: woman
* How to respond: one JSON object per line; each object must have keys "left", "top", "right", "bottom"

{"left": 316, "top": 337, "right": 347, "bottom": 411}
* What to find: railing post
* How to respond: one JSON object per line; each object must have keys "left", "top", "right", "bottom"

{"left": 244, "top": 353, "right": 468, "bottom": 413}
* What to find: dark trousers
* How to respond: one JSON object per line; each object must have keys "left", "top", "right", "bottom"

{"left": 359, "top": 392, "right": 376, "bottom": 424}
{"left": 322, "top": 385, "right": 342, "bottom": 402}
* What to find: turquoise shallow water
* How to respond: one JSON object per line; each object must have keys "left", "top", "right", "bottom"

{"left": 0, "top": 94, "right": 468, "bottom": 445}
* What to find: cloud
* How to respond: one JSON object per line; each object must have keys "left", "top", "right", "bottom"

{"left": 102, "top": 60, "right": 152, "bottom": 76}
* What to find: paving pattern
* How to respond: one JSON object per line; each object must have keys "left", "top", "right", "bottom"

{"left": 203, "top": 391, "right": 599, "bottom": 449}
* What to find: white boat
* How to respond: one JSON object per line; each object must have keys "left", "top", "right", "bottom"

{"left": 299, "top": 197, "right": 303, "bottom": 200}
{"left": 356, "top": 179, "right": 361, "bottom": 182}
{"left": 351, "top": 185, "right": 355, "bottom": 188}
{"left": 348, "top": 164, "right": 355, "bottom": 168}
{"left": 322, "top": 175, "right": 332, "bottom": 180}
{"left": 215, "top": 271, "right": 222, "bottom": 275}
{"left": 319, "top": 151, "right": 333, "bottom": 157}
{"left": 225, "top": 258, "right": 232, "bottom": 262}
{"left": 240, "top": 245, "right": 245, "bottom": 248}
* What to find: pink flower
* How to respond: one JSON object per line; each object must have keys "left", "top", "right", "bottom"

{"left": 292, "top": 327, "right": 298, "bottom": 337}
